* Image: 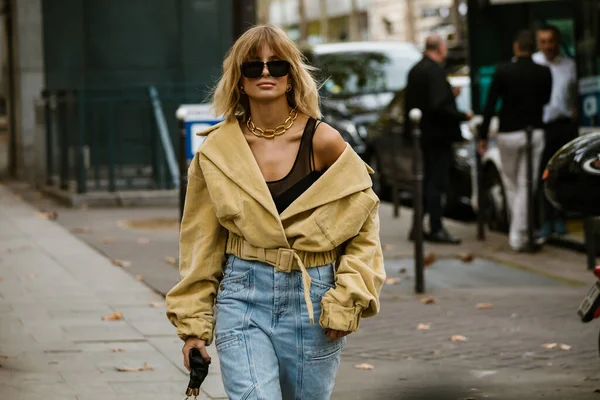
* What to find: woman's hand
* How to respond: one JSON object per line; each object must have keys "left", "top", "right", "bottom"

{"left": 325, "top": 329, "right": 351, "bottom": 342}
{"left": 182, "top": 337, "right": 211, "bottom": 371}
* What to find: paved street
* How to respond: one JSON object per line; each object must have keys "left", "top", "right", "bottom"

{"left": 2, "top": 181, "right": 600, "bottom": 399}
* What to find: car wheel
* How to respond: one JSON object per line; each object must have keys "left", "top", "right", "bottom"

{"left": 368, "top": 152, "right": 391, "bottom": 200}
{"left": 482, "top": 165, "right": 509, "bottom": 232}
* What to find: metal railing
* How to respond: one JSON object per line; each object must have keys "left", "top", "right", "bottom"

{"left": 42, "top": 85, "right": 207, "bottom": 193}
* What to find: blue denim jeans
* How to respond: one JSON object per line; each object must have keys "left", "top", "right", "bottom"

{"left": 215, "top": 254, "right": 345, "bottom": 400}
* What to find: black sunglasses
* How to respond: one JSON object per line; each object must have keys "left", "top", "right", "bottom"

{"left": 241, "top": 60, "right": 290, "bottom": 79}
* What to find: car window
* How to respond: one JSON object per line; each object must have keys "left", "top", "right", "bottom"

{"left": 314, "top": 50, "right": 419, "bottom": 96}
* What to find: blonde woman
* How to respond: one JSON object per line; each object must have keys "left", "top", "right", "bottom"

{"left": 166, "top": 25, "right": 385, "bottom": 399}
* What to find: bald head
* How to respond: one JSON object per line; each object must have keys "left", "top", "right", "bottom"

{"left": 424, "top": 34, "right": 448, "bottom": 63}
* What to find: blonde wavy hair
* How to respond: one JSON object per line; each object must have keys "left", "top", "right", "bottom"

{"left": 211, "top": 25, "right": 321, "bottom": 123}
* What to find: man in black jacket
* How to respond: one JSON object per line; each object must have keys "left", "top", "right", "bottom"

{"left": 406, "top": 35, "right": 472, "bottom": 244}
{"left": 479, "top": 30, "right": 552, "bottom": 251}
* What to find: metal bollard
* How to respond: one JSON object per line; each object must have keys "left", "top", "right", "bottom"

{"left": 392, "top": 142, "right": 400, "bottom": 218}
{"left": 525, "top": 125, "right": 535, "bottom": 252}
{"left": 410, "top": 108, "right": 425, "bottom": 294}
{"left": 176, "top": 107, "right": 188, "bottom": 223}
{"left": 43, "top": 90, "right": 56, "bottom": 186}
{"left": 57, "top": 90, "right": 69, "bottom": 190}
{"left": 475, "top": 123, "right": 486, "bottom": 241}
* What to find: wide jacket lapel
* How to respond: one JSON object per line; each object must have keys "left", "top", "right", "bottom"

{"left": 279, "top": 144, "right": 374, "bottom": 221}
{"left": 198, "top": 122, "right": 281, "bottom": 223}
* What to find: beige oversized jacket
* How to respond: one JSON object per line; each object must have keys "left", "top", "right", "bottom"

{"left": 166, "top": 121, "right": 386, "bottom": 344}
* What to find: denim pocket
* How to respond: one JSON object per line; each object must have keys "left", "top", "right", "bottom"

{"left": 305, "top": 337, "right": 345, "bottom": 364}
{"left": 218, "top": 266, "right": 251, "bottom": 300}
{"left": 301, "top": 264, "right": 335, "bottom": 302}
{"left": 215, "top": 331, "right": 242, "bottom": 351}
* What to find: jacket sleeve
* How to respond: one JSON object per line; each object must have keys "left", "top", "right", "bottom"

{"left": 165, "top": 152, "right": 228, "bottom": 344}
{"left": 319, "top": 195, "right": 386, "bottom": 332}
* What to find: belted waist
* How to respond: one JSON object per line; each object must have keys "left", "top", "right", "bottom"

{"left": 225, "top": 233, "right": 339, "bottom": 272}
{"left": 225, "top": 233, "right": 340, "bottom": 325}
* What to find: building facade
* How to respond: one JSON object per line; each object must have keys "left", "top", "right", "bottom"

{"left": 369, "top": 0, "right": 467, "bottom": 47}
{"left": 259, "top": 0, "right": 468, "bottom": 47}
{"left": 0, "top": 0, "right": 255, "bottom": 186}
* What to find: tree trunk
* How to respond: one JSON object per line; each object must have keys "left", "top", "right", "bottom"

{"left": 450, "top": 0, "right": 462, "bottom": 45}
{"left": 320, "top": 0, "right": 328, "bottom": 43}
{"left": 405, "top": 0, "right": 417, "bottom": 44}
{"left": 298, "top": 0, "right": 308, "bottom": 44}
{"left": 349, "top": 0, "right": 360, "bottom": 41}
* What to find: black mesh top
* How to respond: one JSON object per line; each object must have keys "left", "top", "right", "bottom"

{"left": 266, "top": 117, "right": 322, "bottom": 214}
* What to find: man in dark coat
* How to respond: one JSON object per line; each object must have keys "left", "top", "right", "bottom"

{"left": 405, "top": 34, "right": 472, "bottom": 244}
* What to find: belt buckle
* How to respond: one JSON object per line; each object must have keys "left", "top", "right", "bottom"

{"left": 275, "top": 248, "right": 295, "bottom": 273}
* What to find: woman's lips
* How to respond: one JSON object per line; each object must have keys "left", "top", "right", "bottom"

{"left": 257, "top": 83, "right": 275, "bottom": 88}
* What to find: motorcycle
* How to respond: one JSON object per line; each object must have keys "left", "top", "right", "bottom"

{"left": 543, "top": 132, "right": 600, "bottom": 346}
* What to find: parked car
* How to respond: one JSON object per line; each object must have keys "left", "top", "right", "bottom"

{"left": 303, "top": 41, "right": 422, "bottom": 158}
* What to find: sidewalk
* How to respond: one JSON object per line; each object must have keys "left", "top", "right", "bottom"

{"left": 3, "top": 181, "right": 600, "bottom": 399}
{"left": 0, "top": 184, "right": 226, "bottom": 400}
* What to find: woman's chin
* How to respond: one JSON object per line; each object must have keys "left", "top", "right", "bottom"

{"left": 248, "top": 92, "right": 287, "bottom": 103}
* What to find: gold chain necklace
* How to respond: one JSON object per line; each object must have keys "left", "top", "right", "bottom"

{"left": 247, "top": 108, "right": 298, "bottom": 139}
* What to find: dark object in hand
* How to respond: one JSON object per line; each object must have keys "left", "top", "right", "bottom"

{"left": 185, "top": 348, "right": 210, "bottom": 399}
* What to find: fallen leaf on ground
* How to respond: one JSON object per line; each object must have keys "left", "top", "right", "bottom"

{"left": 542, "top": 343, "right": 558, "bottom": 349}
{"left": 150, "top": 302, "right": 166, "bottom": 308}
{"left": 0, "top": 355, "right": 8, "bottom": 359}
{"left": 417, "top": 323, "right": 431, "bottom": 330}
{"left": 80, "top": 204, "right": 89, "bottom": 210}
{"left": 115, "top": 362, "right": 154, "bottom": 372}
{"left": 399, "top": 267, "right": 407, "bottom": 274}
{"left": 419, "top": 296, "right": 438, "bottom": 305}
{"left": 431, "top": 350, "right": 442, "bottom": 356}
{"left": 101, "top": 312, "right": 123, "bottom": 321}
{"left": 458, "top": 252, "right": 474, "bottom": 263}
{"left": 102, "top": 237, "right": 115, "bottom": 244}
{"left": 450, "top": 335, "right": 468, "bottom": 342}
{"left": 112, "top": 260, "right": 132, "bottom": 268}
{"left": 560, "top": 344, "right": 572, "bottom": 351}
{"left": 384, "top": 277, "right": 401, "bottom": 285}
{"left": 136, "top": 237, "right": 150, "bottom": 244}
{"left": 48, "top": 360, "right": 59, "bottom": 365}
{"left": 354, "top": 363, "right": 375, "bottom": 370}
{"left": 111, "top": 348, "right": 124, "bottom": 353}
{"left": 70, "top": 227, "right": 92, "bottom": 234}
{"left": 383, "top": 244, "right": 395, "bottom": 251}
{"left": 165, "top": 257, "right": 177, "bottom": 265}
{"left": 424, "top": 252, "right": 436, "bottom": 267}
{"left": 37, "top": 211, "right": 58, "bottom": 220}
{"left": 477, "top": 303, "right": 494, "bottom": 310}
{"left": 135, "top": 275, "right": 144, "bottom": 281}
{"left": 27, "top": 273, "right": 37, "bottom": 280}
{"left": 0, "top": 244, "right": 34, "bottom": 254}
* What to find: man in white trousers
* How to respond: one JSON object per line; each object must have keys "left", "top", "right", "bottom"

{"left": 478, "top": 30, "right": 552, "bottom": 252}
